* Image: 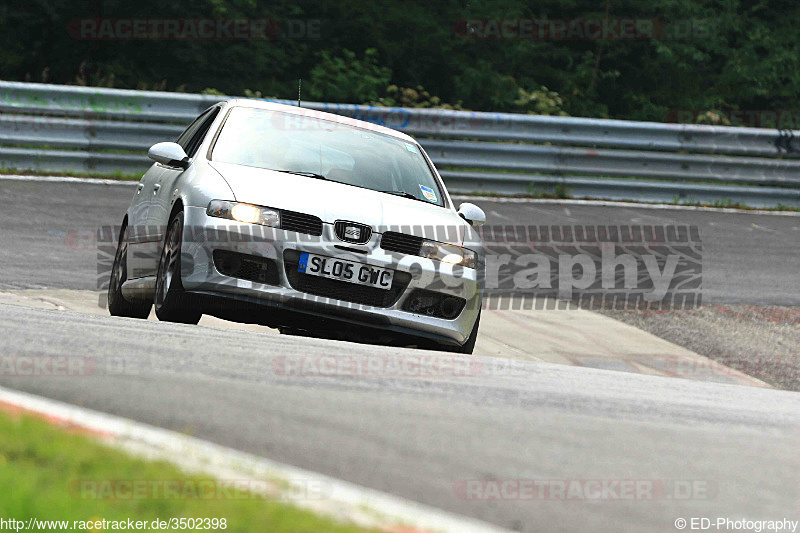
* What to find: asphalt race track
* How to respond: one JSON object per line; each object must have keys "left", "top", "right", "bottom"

{"left": 1, "top": 177, "right": 799, "bottom": 532}
{"left": 2, "top": 179, "right": 799, "bottom": 304}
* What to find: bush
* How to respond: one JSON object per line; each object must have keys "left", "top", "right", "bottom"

{"left": 513, "top": 86, "right": 568, "bottom": 116}
{"left": 371, "top": 85, "right": 464, "bottom": 109}
{"left": 307, "top": 48, "right": 391, "bottom": 104}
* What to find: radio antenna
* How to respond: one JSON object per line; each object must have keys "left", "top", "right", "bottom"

{"left": 297, "top": 78, "right": 302, "bottom": 108}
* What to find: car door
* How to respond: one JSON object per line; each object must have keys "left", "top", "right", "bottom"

{"left": 126, "top": 164, "right": 166, "bottom": 279}
{"left": 148, "top": 107, "right": 221, "bottom": 241}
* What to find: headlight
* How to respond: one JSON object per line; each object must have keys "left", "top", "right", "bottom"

{"left": 420, "top": 240, "right": 478, "bottom": 269}
{"left": 207, "top": 200, "right": 280, "bottom": 228}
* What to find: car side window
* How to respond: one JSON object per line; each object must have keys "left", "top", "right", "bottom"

{"left": 176, "top": 110, "right": 212, "bottom": 150}
{"left": 176, "top": 107, "right": 220, "bottom": 157}
{"left": 183, "top": 108, "right": 220, "bottom": 158}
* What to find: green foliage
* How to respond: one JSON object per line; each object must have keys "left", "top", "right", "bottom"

{"left": 372, "top": 85, "right": 464, "bottom": 109}
{"left": 513, "top": 86, "right": 568, "bottom": 116}
{"left": 243, "top": 89, "right": 268, "bottom": 99}
{"left": 201, "top": 88, "right": 273, "bottom": 99}
{"left": 1, "top": 0, "right": 799, "bottom": 122}
{"left": 307, "top": 48, "right": 390, "bottom": 103}
{"left": 0, "top": 411, "right": 373, "bottom": 532}
{"left": 694, "top": 111, "right": 732, "bottom": 126}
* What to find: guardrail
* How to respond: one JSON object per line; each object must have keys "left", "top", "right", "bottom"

{"left": 1, "top": 80, "right": 799, "bottom": 207}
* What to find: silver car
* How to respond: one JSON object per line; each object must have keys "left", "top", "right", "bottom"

{"left": 108, "top": 99, "right": 486, "bottom": 353}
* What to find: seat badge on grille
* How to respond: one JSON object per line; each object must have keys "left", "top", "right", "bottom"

{"left": 335, "top": 221, "right": 371, "bottom": 244}
{"left": 344, "top": 226, "right": 361, "bottom": 240}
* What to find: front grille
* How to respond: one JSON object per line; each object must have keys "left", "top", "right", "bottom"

{"left": 402, "top": 289, "right": 467, "bottom": 319}
{"left": 283, "top": 250, "right": 411, "bottom": 308}
{"left": 213, "top": 250, "right": 280, "bottom": 285}
{"left": 280, "top": 210, "right": 323, "bottom": 236}
{"left": 334, "top": 220, "right": 372, "bottom": 244}
{"left": 381, "top": 231, "right": 423, "bottom": 256}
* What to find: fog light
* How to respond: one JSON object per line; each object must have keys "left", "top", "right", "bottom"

{"left": 440, "top": 297, "right": 462, "bottom": 319}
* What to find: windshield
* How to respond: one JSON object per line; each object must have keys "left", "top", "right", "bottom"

{"left": 211, "top": 107, "right": 445, "bottom": 207}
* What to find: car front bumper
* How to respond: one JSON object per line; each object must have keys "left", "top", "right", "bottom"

{"left": 179, "top": 206, "right": 482, "bottom": 346}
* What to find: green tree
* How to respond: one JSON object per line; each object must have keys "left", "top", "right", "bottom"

{"left": 307, "top": 48, "right": 391, "bottom": 103}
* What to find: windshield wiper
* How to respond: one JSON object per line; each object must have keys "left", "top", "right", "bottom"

{"left": 380, "top": 190, "right": 428, "bottom": 203}
{"left": 272, "top": 169, "right": 328, "bottom": 180}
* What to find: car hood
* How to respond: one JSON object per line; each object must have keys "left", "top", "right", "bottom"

{"left": 210, "top": 161, "right": 467, "bottom": 244}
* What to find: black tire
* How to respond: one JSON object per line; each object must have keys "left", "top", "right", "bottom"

{"left": 108, "top": 223, "right": 152, "bottom": 319}
{"left": 154, "top": 211, "right": 202, "bottom": 324}
{"left": 441, "top": 308, "right": 480, "bottom": 354}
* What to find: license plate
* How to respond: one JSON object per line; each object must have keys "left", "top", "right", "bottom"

{"left": 298, "top": 253, "right": 393, "bottom": 290}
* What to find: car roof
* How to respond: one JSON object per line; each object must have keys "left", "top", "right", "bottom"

{"left": 224, "top": 98, "right": 417, "bottom": 143}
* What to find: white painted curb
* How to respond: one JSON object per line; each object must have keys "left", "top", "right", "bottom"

{"left": 0, "top": 385, "right": 506, "bottom": 533}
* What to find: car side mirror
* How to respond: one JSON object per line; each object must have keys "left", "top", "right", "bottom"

{"left": 457, "top": 202, "right": 486, "bottom": 227}
{"left": 148, "top": 142, "right": 189, "bottom": 169}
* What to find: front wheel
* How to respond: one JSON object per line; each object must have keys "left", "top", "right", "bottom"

{"left": 154, "top": 211, "right": 202, "bottom": 324}
{"left": 108, "top": 223, "right": 152, "bottom": 319}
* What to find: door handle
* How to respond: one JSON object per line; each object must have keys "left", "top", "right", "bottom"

{"left": 153, "top": 183, "right": 161, "bottom": 194}
{"left": 137, "top": 183, "right": 144, "bottom": 193}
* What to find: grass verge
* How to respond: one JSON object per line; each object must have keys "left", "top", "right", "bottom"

{"left": 0, "top": 409, "right": 373, "bottom": 532}
{"left": 0, "top": 168, "right": 142, "bottom": 181}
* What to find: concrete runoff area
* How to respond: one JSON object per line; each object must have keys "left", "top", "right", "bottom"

{"left": 0, "top": 289, "right": 767, "bottom": 388}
